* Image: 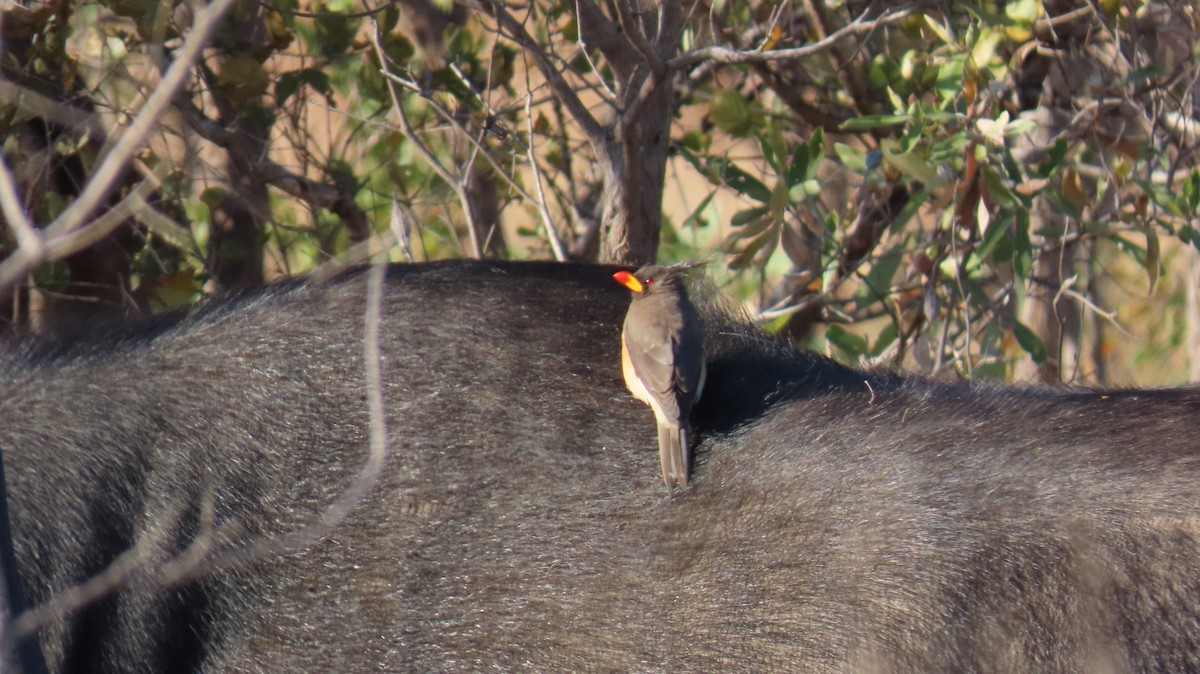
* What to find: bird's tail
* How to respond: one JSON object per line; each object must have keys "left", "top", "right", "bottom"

{"left": 658, "top": 423, "right": 691, "bottom": 490}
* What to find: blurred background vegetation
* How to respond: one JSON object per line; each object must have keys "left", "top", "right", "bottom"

{"left": 1, "top": 0, "right": 1198, "bottom": 385}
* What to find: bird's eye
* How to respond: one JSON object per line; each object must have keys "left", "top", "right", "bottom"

{"left": 644, "top": 278, "right": 654, "bottom": 286}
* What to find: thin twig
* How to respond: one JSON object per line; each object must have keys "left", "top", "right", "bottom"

{"left": 523, "top": 74, "right": 568, "bottom": 261}
{"left": 10, "top": 499, "right": 190, "bottom": 642}
{"left": 1055, "top": 278, "right": 1134, "bottom": 338}
{"left": 0, "top": 81, "right": 107, "bottom": 138}
{"left": 573, "top": 0, "right": 618, "bottom": 102}
{"left": 483, "top": 0, "right": 608, "bottom": 149}
{"left": 361, "top": 6, "right": 485, "bottom": 257}
{"left": 40, "top": 167, "right": 168, "bottom": 261}
{"left": 164, "top": 260, "right": 391, "bottom": 584}
{"left": 668, "top": 6, "right": 916, "bottom": 69}
{"left": 379, "top": 70, "right": 542, "bottom": 209}
{"left": 173, "top": 97, "right": 370, "bottom": 240}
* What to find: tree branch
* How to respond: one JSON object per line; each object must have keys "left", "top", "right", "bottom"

{"left": 524, "top": 69, "right": 568, "bottom": 261}
{"left": 362, "top": 8, "right": 491, "bottom": 257}
{"left": 174, "top": 98, "right": 370, "bottom": 242}
{"left": 0, "top": 156, "right": 40, "bottom": 258}
{"left": 481, "top": 0, "right": 608, "bottom": 150}
{"left": 615, "top": 0, "right": 665, "bottom": 78}
{"left": 667, "top": 5, "right": 918, "bottom": 70}
{"left": 573, "top": 0, "right": 637, "bottom": 81}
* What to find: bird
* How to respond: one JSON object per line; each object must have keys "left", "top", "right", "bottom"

{"left": 613, "top": 264, "right": 706, "bottom": 491}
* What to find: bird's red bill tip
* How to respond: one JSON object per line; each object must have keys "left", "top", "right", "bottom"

{"left": 613, "top": 270, "right": 644, "bottom": 293}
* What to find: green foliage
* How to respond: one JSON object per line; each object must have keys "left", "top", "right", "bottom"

{"left": 667, "top": 1, "right": 1200, "bottom": 383}
{"left": 2, "top": 0, "right": 1197, "bottom": 384}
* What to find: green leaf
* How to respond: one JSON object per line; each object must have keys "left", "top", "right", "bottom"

{"left": 730, "top": 206, "right": 769, "bottom": 227}
{"left": 840, "top": 114, "right": 911, "bottom": 131}
{"left": 312, "top": 10, "right": 360, "bottom": 59}
{"left": 974, "top": 361, "right": 1010, "bottom": 381}
{"left": 682, "top": 191, "right": 716, "bottom": 229}
{"left": 980, "top": 164, "right": 1023, "bottom": 209}
{"left": 1178, "top": 225, "right": 1199, "bottom": 249}
{"left": 275, "top": 68, "right": 333, "bottom": 105}
{"left": 1001, "top": 146, "right": 1023, "bottom": 183}
{"left": 974, "top": 213, "right": 1010, "bottom": 264}
{"left": 1012, "top": 320, "right": 1047, "bottom": 363}
{"left": 1006, "top": 0, "right": 1042, "bottom": 24}
{"left": 934, "top": 52, "right": 965, "bottom": 91}
{"left": 881, "top": 140, "right": 938, "bottom": 184}
{"left": 1134, "top": 179, "right": 1184, "bottom": 218}
{"left": 826, "top": 324, "right": 870, "bottom": 358}
{"left": 834, "top": 143, "right": 867, "bottom": 173}
{"left": 969, "top": 26, "right": 1006, "bottom": 69}
{"left": 787, "top": 179, "right": 822, "bottom": 203}
{"left": 710, "top": 158, "right": 772, "bottom": 202}
{"left": 1036, "top": 137, "right": 1068, "bottom": 178}
{"left": 781, "top": 129, "right": 824, "bottom": 186}
{"left": 1145, "top": 226, "right": 1160, "bottom": 293}
{"left": 857, "top": 249, "right": 903, "bottom": 305}
{"left": 923, "top": 14, "right": 955, "bottom": 44}
{"left": 276, "top": 72, "right": 301, "bottom": 105}
{"left": 888, "top": 187, "right": 931, "bottom": 232}
{"left": 871, "top": 322, "right": 899, "bottom": 357}
{"left": 709, "top": 90, "right": 757, "bottom": 137}
{"left": 1112, "top": 235, "right": 1148, "bottom": 267}
{"left": 1183, "top": 169, "right": 1200, "bottom": 213}
{"left": 786, "top": 144, "right": 810, "bottom": 186}
{"left": 217, "top": 57, "right": 271, "bottom": 105}
{"left": 681, "top": 131, "right": 710, "bottom": 153}
{"left": 1012, "top": 214, "right": 1033, "bottom": 278}
{"left": 759, "top": 128, "right": 786, "bottom": 175}
{"left": 805, "top": 128, "right": 824, "bottom": 180}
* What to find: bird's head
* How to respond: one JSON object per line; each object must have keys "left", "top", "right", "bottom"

{"left": 615, "top": 262, "right": 708, "bottom": 295}
{"left": 613, "top": 265, "right": 671, "bottom": 295}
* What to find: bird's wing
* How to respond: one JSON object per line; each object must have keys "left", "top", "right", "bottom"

{"left": 623, "top": 310, "right": 685, "bottom": 420}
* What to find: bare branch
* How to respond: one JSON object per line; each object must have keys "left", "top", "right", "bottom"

{"left": 377, "top": 69, "right": 544, "bottom": 217}
{"left": 40, "top": 170, "right": 165, "bottom": 262}
{"left": 9, "top": 499, "right": 191, "bottom": 642}
{"left": 572, "top": 0, "right": 637, "bottom": 80}
{"left": 173, "top": 96, "right": 371, "bottom": 244}
{"left": 0, "top": 81, "right": 107, "bottom": 138}
{"left": 482, "top": 0, "right": 608, "bottom": 150}
{"left": 569, "top": 1, "right": 618, "bottom": 103}
{"left": 523, "top": 70, "right": 568, "bottom": 261}
{"left": 667, "top": 6, "right": 918, "bottom": 70}
{"left": 161, "top": 260, "right": 390, "bottom": 585}
{"left": 615, "top": 0, "right": 666, "bottom": 78}
{"left": 361, "top": 14, "right": 485, "bottom": 257}
{"left": 0, "top": 157, "right": 39, "bottom": 258}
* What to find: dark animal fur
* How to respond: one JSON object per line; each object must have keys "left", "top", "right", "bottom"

{"left": 0, "top": 260, "right": 1197, "bottom": 672}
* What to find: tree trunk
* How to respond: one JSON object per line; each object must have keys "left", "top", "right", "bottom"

{"left": 597, "top": 0, "right": 684, "bottom": 266}
{"left": 1016, "top": 239, "right": 1081, "bottom": 384}
{"left": 207, "top": 126, "right": 267, "bottom": 291}
{"left": 599, "top": 82, "right": 675, "bottom": 266}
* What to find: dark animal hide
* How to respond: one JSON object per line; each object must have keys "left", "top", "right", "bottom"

{"left": 0, "top": 260, "right": 1197, "bottom": 673}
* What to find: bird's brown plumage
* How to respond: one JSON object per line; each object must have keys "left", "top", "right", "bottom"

{"left": 614, "top": 265, "right": 706, "bottom": 490}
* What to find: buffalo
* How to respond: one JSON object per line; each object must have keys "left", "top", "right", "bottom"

{"left": 0, "top": 260, "right": 1198, "bottom": 672}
